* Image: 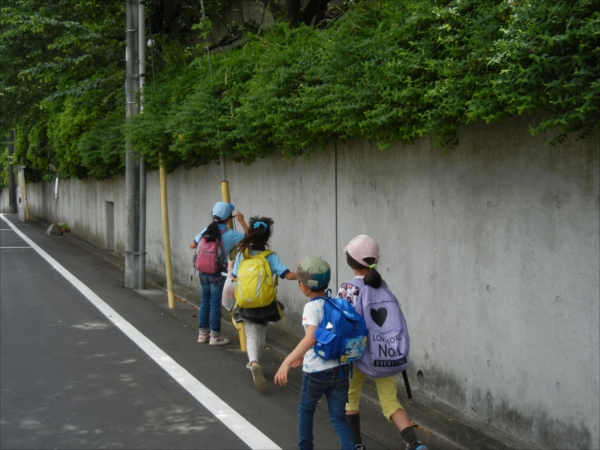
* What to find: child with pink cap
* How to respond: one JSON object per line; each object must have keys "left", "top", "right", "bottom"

{"left": 339, "top": 235, "right": 427, "bottom": 450}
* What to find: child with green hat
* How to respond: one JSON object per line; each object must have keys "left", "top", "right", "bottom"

{"left": 275, "top": 256, "right": 354, "bottom": 450}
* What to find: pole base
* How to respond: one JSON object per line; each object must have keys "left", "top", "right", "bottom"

{"left": 232, "top": 316, "right": 246, "bottom": 352}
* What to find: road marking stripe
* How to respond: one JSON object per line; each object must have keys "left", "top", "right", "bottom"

{"left": 0, "top": 214, "right": 281, "bottom": 450}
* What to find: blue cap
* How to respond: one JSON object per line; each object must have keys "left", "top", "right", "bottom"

{"left": 212, "top": 202, "right": 235, "bottom": 221}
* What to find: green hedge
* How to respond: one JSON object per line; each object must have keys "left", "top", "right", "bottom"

{"left": 4, "top": 0, "right": 599, "bottom": 184}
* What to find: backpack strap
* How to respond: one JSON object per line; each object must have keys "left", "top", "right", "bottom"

{"left": 345, "top": 278, "right": 389, "bottom": 290}
{"left": 191, "top": 247, "right": 199, "bottom": 282}
{"left": 241, "top": 248, "right": 273, "bottom": 259}
{"left": 345, "top": 278, "right": 364, "bottom": 288}
{"left": 217, "top": 229, "right": 227, "bottom": 258}
{"left": 256, "top": 249, "right": 274, "bottom": 259}
{"left": 402, "top": 370, "right": 412, "bottom": 399}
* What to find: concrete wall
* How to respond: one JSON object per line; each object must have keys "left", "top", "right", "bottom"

{"left": 2, "top": 116, "right": 598, "bottom": 449}
{"left": 0, "top": 187, "right": 8, "bottom": 213}
{"left": 19, "top": 176, "right": 127, "bottom": 254}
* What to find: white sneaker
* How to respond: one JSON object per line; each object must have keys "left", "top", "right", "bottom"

{"left": 209, "top": 335, "right": 230, "bottom": 346}
{"left": 198, "top": 332, "right": 210, "bottom": 343}
{"left": 251, "top": 364, "right": 267, "bottom": 391}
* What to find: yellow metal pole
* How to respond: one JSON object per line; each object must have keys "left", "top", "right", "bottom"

{"left": 221, "top": 179, "right": 245, "bottom": 350}
{"left": 159, "top": 155, "right": 175, "bottom": 308}
{"left": 220, "top": 181, "right": 232, "bottom": 230}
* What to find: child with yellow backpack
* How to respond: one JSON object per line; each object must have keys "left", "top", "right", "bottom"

{"left": 231, "top": 216, "right": 297, "bottom": 391}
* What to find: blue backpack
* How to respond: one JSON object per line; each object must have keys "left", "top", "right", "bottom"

{"left": 312, "top": 294, "right": 368, "bottom": 365}
{"left": 345, "top": 278, "right": 410, "bottom": 378}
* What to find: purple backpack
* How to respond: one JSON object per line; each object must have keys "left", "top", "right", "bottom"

{"left": 346, "top": 278, "right": 410, "bottom": 378}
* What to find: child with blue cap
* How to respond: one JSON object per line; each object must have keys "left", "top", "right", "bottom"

{"left": 190, "top": 202, "right": 248, "bottom": 345}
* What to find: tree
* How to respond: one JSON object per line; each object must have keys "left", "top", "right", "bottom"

{"left": 0, "top": 0, "right": 252, "bottom": 180}
{"left": 0, "top": 0, "right": 126, "bottom": 179}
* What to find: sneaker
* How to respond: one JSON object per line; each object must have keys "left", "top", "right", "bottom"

{"left": 355, "top": 445, "right": 366, "bottom": 450}
{"left": 209, "top": 335, "right": 230, "bottom": 346}
{"left": 405, "top": 441, "right": 427, "bottom": 450}
{"left": 251, "top": 364, "right": 267, "bottom": 391}
{"left": 198, "top": 332, "right": 210, "bottom": 343}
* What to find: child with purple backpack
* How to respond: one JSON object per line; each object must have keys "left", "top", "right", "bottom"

{"left": 338, "top": 235, "right": 427, "bottom": 450}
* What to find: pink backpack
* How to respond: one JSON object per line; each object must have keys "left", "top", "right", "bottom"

{"left": 194, "top": 230, "right": 226, "bottom": 274}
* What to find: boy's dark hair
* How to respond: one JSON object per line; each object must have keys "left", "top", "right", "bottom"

{"left": 235, "top": 216, "right": 274, "bottom": 255}
{"left": 201, "top": 215, "right": 229, "bottom": 242}
{"left": 346, "top": 253, "right": 382, "bottom": 289}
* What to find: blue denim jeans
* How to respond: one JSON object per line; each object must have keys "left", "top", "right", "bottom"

{"left": 198, "top": 272, "right": 226, "bottom": 333}
{"left": 298, "top": 365, "right": 354, "bottom": 450}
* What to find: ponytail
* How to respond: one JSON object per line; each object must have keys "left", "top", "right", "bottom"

{"left": 346, "top": 253, "right": 382, "bottom": 289}
{"left": 201, "top": 216, "right": 225, "bottom": 242}
{"left": 235, "top": 216, "right": 274, "bottom": 255}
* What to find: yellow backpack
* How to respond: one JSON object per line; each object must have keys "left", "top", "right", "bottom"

{"left": 235, "top": 249, "right": 277, "bottom": 308}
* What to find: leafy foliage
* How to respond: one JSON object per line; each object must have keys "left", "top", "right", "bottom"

{"left": 2, "top": 0, "right": 598, "bottom": 182}
{"left": 0, "top": 0, "right": 126, "bottom": 180}
{"left": 128, "top": 0, "right": 599, "bottom": 169}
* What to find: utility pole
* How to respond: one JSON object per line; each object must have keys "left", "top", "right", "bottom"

{"left": 125, "top": 0, "right": 140, "bottom": 288}
{"left": 7, "top": 130, "right": 17, "bottom": 214}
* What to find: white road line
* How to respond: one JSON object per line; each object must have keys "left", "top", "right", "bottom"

{"left": 0, "top": 214, "right": 281, "bottom": 450}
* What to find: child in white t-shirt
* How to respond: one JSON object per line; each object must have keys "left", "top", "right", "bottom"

{"left": 274, "top": 257, "right": 354, "bottom": 450}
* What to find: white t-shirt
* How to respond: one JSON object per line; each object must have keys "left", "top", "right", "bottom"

{"left": 302, "top": 298, "right": 345, "bottom": 373}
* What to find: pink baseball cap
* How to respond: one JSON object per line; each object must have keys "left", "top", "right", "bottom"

{"left": 344, "top": 235, "right": 379, "bottom": 267}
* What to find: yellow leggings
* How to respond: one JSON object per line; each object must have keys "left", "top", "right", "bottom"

{"left": 346, "top": 367, "right": 404, "bottom": 421}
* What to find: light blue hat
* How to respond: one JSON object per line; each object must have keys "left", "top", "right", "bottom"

{"left": 212, "top": 202, "right": 235, "bottom": 221}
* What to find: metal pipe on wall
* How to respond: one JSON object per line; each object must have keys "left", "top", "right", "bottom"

{"left": 138, "top": 0, "right": 147, "bottom": 289}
